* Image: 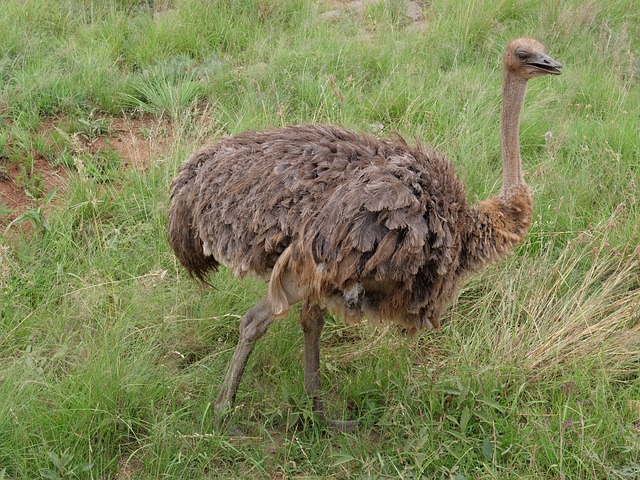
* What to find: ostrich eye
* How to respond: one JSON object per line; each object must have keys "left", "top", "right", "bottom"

{"left": 516, "top": 50, "right": 529, "bottom": 60}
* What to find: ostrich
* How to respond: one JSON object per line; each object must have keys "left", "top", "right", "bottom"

{"left": 169, "top": 38, "right": 562, "bottom": 431}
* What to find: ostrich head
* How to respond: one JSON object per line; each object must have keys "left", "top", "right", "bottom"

{"left": 499, "top": 37, "right": 562, "bottom": 192}
{"left": 503, "top": 37, "right": 563, "bottom": 79}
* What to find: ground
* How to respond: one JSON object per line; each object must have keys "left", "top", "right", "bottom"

{"left": 0, "top": 115, "right": 174, "bottom": 227}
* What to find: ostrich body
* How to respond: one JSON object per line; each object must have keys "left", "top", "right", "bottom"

{"left": 169, "top": 38, "right": 562, "bottom": 430}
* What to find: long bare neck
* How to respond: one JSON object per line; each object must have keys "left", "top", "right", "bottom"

{"left": 500, "top": 70, "right": 528, "bottom": 194}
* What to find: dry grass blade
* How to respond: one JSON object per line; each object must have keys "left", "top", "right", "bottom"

{"left": 330, "top": 324, "right": 392, "bottom": 362}
{"left": 496, "top": 230, "right": 640, "bottom": 373}
{"left": 523, "top": 239, "right": 640, "bottom": 371}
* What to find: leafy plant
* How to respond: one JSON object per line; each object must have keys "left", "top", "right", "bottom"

{"left": 14, "top": 162, "right": 46, "bottom": 198}
{"left": 4, "top": 188, "right": 57, "bottom": 233}
{"left": 68, "top": 109, "right": 111, "bottom": 143}
{"left": 40, "top": 451, "right": 91, "bottom": 479}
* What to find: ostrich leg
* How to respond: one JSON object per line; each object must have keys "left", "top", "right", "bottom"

{"left": 299, "top": 302, "right": 357, "bottom": 432}
{"left": 215, "top": 298, "right": 275, "bottom": 417}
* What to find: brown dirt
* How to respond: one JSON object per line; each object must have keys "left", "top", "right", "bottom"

{"left": 115, "top": 456, "right": 145, "bottom": 480}
{"left": 0, "top": 157, "right": 66, "bottom": 222}
{"left": 92, "top": 116, "right": 174, "bottom": 172}
{"left": 0, "top": 115, "right": 174, "bottom": 228}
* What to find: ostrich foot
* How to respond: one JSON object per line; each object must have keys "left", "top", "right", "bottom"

{"left": 313, "top": 397, "right": 358, "bottom": 433}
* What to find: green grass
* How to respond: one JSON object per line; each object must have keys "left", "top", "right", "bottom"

{"left": 1, "top": 0, "right": 639, "bottom": 478}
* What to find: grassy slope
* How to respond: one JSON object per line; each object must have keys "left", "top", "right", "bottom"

{"left": 1, "top": 0, "right": 639, "bottom": 478}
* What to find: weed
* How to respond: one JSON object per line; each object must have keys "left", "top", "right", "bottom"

{"left": 0, "top": 203, "right": 12, "bottom": 218}
{"left": 14, "top": 162, "right": 46, "bottom": 198}
{"left": 40, "top": 451, "right": 91, "bottom": 479}
{"left": 0, "top": 165, "right": 10, "bottom": 182}
{"left": 4, "top": 188, "right": 57, "bottom": 233}
{"left": 75, "top": 116, "right": 110, "bottom": 144}
{"left": 82, "top": 146, "right": 123, "bottom": 183}
{"left": 64, "top": 109, "right": 111, "bottom": 144}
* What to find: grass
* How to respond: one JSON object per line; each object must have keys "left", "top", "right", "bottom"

{"left": 0, "top": 0, "right": 639, "bottom": 478}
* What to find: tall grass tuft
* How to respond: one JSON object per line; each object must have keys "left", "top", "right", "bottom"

{"left": 453, "top": 226, "right": 640, "bottom": 374}
{"left": 122, "top": 55, "right": 206, "bottom": 120}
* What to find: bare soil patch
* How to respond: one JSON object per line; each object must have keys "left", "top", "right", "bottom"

{"left": 92, "top": 116, "right": 174, "bottom": 172}
{"left": 0, "top": 115, "right": 174, "bottom": 227}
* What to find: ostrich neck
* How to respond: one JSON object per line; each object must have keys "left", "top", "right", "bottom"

{"left": 500, "top": 72, "right": 528, "bottom": 194}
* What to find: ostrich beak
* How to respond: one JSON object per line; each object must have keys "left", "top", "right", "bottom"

{"left": 527, "top": 53, "right": 563, "bottom": 75}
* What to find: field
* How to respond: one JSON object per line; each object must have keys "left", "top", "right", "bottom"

{"left": 1, "top": 0, "right": 639, "bottom": 478}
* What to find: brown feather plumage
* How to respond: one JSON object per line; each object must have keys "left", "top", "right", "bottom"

{"left": 168, "top": 124, "right": 531, "bottom": 332}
